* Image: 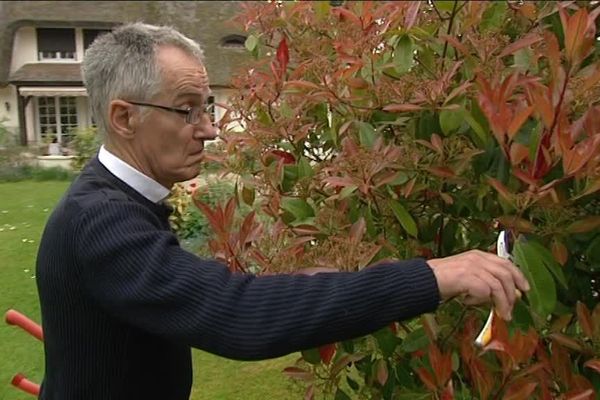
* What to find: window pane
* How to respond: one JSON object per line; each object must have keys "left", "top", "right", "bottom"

{"left": 37, "top": 28, "right": 75, "bottom": 53}
{"left": 83, "top": 29, "right": 111, "bottom": 50}
{"left": 208, "top": 95, "right": 215, "bottom": 123}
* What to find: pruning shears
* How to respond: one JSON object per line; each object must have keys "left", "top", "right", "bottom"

{"left": 474, "top": 230, "right": 521, "bottom": 347}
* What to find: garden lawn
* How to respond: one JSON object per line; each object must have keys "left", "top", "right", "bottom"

{"left": 0, "top": 180, "right": 300, "bottom": 400}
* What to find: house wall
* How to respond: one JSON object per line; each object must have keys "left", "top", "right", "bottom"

{"left": 6, "top": 23, "right": 244, "bottom": 146}
{"left": 0, "top": 86, "right": 18, "bottom": 126}
{"left": 213, "top": 88, "right": 243, "bottom": 133}
{"left": 25, "top": 99, "right": 35, "bottom": 145}
{"left": 10, "top": 27, "right": 37, "bottom": 76}
{"left": 9, "top": 26, "right": 95, "bottom": 145}
{"left": 0, "top": 85, "right": 19, "bottom": 143}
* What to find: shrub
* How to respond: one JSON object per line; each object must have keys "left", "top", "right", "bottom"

{"left": 196, "top": 1, "right": 600, "bottom": 399}
{"left": 0, "top": 118, "right": 15, "bottom": 148}
{"left": 168, "top": 177, "right": 238, "bottom": 256}
{"left": 69, "top": 126, "right": 101, "bottom": 171}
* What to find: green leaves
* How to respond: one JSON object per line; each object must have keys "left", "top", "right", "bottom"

{"left": 373, "top": 326, "right": 400, "bottom": 357}
{"left": 357, "top": 122, "right": 376, "bottom": 149}
{"left": 389, "top": 200, "right": 418, "bottom": 237}
{"left": 440, "top": 106, "right": 465, "bottom": 136}
{"left": 245, "top": 34, "right": 258, "bottom": 52}
{"left": 297, "top": 157, "right": 314, "bottom": 180}
{"left": 281, "top": 197, "right": 315, "bottom": 225}
{"left": 480, "top": 1, "right": 507, "bottom": 32}
{"left": 245, "top": 34, "right": 261, "bottom": 58}
{"left": 394, "top": 35, "right": 414, "bottom": 74}
{"left": 435, "top": 1, "right": 456, "bottom": 13}
{"left": 400, "top": 328, "right": 430, "bottom": 352}
{"left": 301, "top": 347, "right": 322, "bottom": 365}
{"left": 513, "top": 239, "right": 558, "bottom": 319}
{"left": 526, "top": 241, "right": 568, "bottom": 289}
{"left": 219, "top": 1, "right": 600, "bottom": 398}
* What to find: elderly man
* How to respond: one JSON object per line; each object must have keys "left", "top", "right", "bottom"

{"left": 36, "top": 23, "right": 529, "bottom": 399}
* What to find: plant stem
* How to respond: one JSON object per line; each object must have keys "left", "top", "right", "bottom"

{"left": 430, "top": 1, "right": 448, "bottom": 21}
{"left": 436, "top": 183, "right": 447, "bottom": 257}
{"left": 439, "top": 305, "right": 468, "bottom": 349}
{"left": 440, "top": 0, "right": 460, "bottom": 74}
{"left": 414, "top": 56, "right": 438, "bottom": 79}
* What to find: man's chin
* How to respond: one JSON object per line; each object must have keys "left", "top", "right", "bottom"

{"left": 180, "top": 165, "right": 201, "bottom": 182}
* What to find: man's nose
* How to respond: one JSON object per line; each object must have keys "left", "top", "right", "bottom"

{"left": 193, "top": 115, "right": 218, "bottom": 141}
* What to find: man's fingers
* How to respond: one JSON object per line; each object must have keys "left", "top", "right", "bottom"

{"left": 462, "top": 276, "right": 490, "bottom": 305}
{"left": 477, "top": 270, "right": 512, "bottom": 320}
{"left": 428, "top": 248, "right": 531, "bottom": 307}
{"left": 474, "top": 250, "right": 530, "bottom": 292}
{"left": 482, "top": 261, "right": 518, "bottom": 309}
{"left": 461, "top": 266, "right": 513, "bottom": 321}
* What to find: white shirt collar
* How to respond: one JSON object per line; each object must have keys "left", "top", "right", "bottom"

{"left": 98, "top": 145, "right": 171, "bottom": 204}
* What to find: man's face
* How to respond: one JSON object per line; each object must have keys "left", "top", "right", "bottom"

{"left": 133, "top": 45, "right": 217, "bottom": 187}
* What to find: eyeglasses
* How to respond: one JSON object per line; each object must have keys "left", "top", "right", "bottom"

{"left": 126, "top": 100, "right": 214, "bottom": 125}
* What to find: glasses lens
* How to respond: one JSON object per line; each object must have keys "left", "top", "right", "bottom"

{"left": 187, "top": 107, "right": 202, "bottom": 125}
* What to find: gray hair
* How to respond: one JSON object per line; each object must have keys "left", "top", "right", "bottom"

{"left": 82, "top": 22, "right": 204, "bottom": 136}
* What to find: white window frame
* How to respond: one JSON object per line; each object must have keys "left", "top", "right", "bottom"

{"left": 35, "top": 96, "right": 79, "bottom": 145}
{"left": 36, "top": 28, "right": 77, "bottom": 62}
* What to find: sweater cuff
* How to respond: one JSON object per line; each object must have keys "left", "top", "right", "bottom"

{"left": 392, "top": 258, "right": 441, "bottom": 316}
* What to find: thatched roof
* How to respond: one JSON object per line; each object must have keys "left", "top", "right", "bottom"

{"left": 0, "top": 1, "right": 250, "bottom": 87}
{"left": 10, "top": 63, "right": 83, "bottom": 84}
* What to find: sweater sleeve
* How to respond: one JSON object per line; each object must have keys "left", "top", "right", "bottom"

{"left": 75, "top": 200, "right": 440, "bottom": 361}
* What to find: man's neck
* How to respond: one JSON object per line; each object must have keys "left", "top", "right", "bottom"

{"left": 98, "top": 145, "right": 171, "bottom": 203}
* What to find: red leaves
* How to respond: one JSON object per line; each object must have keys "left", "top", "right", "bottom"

{"left": 459, "top": 316, "right": 494, "bottom": 399}
{"left": 318, "top": 343, "right": 336, "bottom": 364}
{"left": 276, "top": 36, "right": 289, "bottom": 78}
{"left": 499, "top": 33, "right": 542, "bottom": 58}
{"left": 551, "top": 239, "right": 568, "bottom": 266}
{"left": 375, "top": 359, "right": 388, "bottom": 386}
{"left": 194, "top": 197, "right": 263, "bottom": 273}
{"left": 487, "top": 177, "right": 514, "bottom": 203}
{"left": 562, "top": 135, "right": 600, "bottom": 176}
{"left": 404, "top": 1, "right": 421, "bottom": 31}
{"left": 576, "top": 302, "right": 594, "bottom": 338}
{"left": 476, "top": 73, "right": 523, "bottom": 147}
{"left": 485, "top": 317, "right": 539, "bottom": 374}
{"left": 382, "top": 103, "right": 424, "bottom": 112}
{"left": 226, "top": 2, "right": 600, "bottom": 399}
{"left": 270, "top": 149, "right": 296, "bottom": 165}
{"left": 503, "top": 380, "right": 538, "bottom": 400}
{"left": 332, "top": 6, "right": 362, "bottom": 28}
{"left": 194, "top": 197, "right": 236, "bottom": 241}
{"left": 428, "top": 344, "right": 453, "bottom": 387}
{"left": 584, "top": 359, "right": 600, "bottom": 375}
{"left": 415, "top": 343, "right": 453, "bottom": 392}
{"left": 566, "top": 216, "right": 600, "bottom": 234}
{"left": 508, "top": 106, "right": 534, "bottom": 139}
{"left": 559, "top": 5, "right": 597, "bottom": 67}
{"left": 549, "top": 333, "right": 584, "bottom": 352}
{"left": 416, "top": 367, "right": 437, "bottom": 391}
{"left": 283, "top": 367, "right": 313, "bottom": 381}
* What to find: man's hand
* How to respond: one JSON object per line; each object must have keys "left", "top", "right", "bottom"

{"left": 427, "top": 250, "right": 530, "bottom": 321}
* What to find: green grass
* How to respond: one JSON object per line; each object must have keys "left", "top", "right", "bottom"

{"left": 0, "top": 181, "right": 301, "bottom": 400}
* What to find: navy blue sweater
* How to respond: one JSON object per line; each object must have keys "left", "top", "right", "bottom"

{"left": 35, "top": 157, "right": 440, "bottom": 399}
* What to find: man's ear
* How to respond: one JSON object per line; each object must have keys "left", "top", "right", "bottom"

{"left": 108, "top": 100, "right": 137, "bottom": 139}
